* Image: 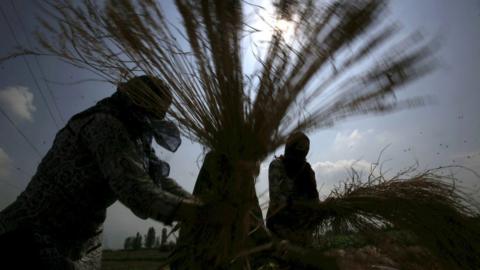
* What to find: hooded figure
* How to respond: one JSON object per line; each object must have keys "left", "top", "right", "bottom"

{"left": 0, "top": 76, "right": 202, "bottom": 270}
{"left": 171, "top": 151, "right": 270, "bottom": 270}
{"left": 266, "top": 132, "right": 319, "bottom": 245}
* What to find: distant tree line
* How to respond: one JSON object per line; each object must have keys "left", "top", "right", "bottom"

{"left": 123, "top": 227, "right": 175, "bottom": 251}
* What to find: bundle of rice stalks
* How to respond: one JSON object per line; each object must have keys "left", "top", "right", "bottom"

{"left": 3, "top": 0, "right": 443, "bottom": 268}
{"left": 14, "top": 0, "right": 435, "bottom": 157}
{"left": 300, "top": 166, "right": 480, "bottom": 269}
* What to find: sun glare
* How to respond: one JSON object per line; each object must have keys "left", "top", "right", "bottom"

{"left": 273, "top": 18, "right": 296, "bottom": 41}
{"left": 274, "top": 19, "right": 291, "bottom": 33}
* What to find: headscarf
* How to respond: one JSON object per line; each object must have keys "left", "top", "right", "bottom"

{"left": 118, "top": 75, "right": 173, "bottom": 119}
{"left": 117, "top": 76, "right": 182, "bottom": 153}
{"left": 283, "top": 131, "right": 310, "bottom": 178}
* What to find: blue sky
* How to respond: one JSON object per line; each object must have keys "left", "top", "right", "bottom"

{"left": 0, "top": 0, "right": 479, "bottom": 249}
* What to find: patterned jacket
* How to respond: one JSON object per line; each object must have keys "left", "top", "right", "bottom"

{"left": 0, "top": 97, "right": 190, "bottom": 269}
{"left": 267, "top": 158, "right": 319, "bottom": 245}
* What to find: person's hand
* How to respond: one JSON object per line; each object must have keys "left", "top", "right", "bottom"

{"left": 175, "top": 198, "right": 203, "bottom": 222}
{"left": 176, "top": 198, "right": 237, "bottom": 225}
{"left": 196, "top": 202, "right": 237, "bottom": 225}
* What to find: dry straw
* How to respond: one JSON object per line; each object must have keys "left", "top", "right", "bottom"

{"left": 309, "top": 164, "right": 480, "bottom": 269}
{"left": 5, "top": 0, "right": 479, "bottom": 268}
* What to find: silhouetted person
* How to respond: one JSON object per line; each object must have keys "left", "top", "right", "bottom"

{"left": 266, "top": 132, "right": 320, "bottom": 246}
{"left": 0, "top": 76, "right": 203, "bottom": 269}
{"left": 171, "top": 151, "right": 269, "bottom": 270}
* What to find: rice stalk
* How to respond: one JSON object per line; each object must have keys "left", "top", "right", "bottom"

{"left": 9, "top": 0, "right": 436, "bottom": 157}
{"left": 298, "top": 165, "right": 480, "bottom": 269}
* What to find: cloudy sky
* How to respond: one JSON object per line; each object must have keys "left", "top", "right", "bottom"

{"left": 1, "top": 0, "right": 479, "bottom": 249}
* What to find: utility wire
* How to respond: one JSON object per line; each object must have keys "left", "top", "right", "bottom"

{"left": 10, "top": 0, "right": 66, "bottom": 124}
{"left": 0, "top": 5, "right": 60, "bottom": 129}
{"left": 0, "top": 105, "right": 43, "bottom": 158}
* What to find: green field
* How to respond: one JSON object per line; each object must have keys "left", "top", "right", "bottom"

{"left": 102, "top": 249, "right": 170, "bottom": 270}
{"left": 101, "top": 232, "right": 442, "bottom": 270}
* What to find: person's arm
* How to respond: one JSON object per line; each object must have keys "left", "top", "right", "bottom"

{"left": 307, "top": 163, "right": 320, "bottom": 202}
{"left": 268, "top": 159, "right": 293, "bottom": 211}
{"left": 81, "top": 113, "right": 194, "bottom": 224}
{"left": 148, "top": 149, "right": 192, "bottom": 198}
{"left": 267, "top": 159, "right": 294, "bottom": 232}
{"left": 160, "top": 177, "right": 192, "bottom": 198}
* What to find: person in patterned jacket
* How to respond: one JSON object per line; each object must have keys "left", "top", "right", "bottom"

{"left": 0, "top": 76, "right": 204, "bottom": 269}
{"left": 266, "top": 132, "right": 320, "bottom": 246}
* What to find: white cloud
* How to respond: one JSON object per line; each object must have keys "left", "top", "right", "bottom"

{"left": 326, "top": 128, "right": 397, "bottom": 164}
{"left": 333, "top": 129, "right": 374, "bottom": 150}
{"left": 313, "top": 159, "right": 370, "bottom": 173}
{"left": 0, "top": 86, "right": 36, "bottom": 122}
{"left": 0, "top": 147, "right": 12, "bottom": 179}
{"left": 312, "top": 159, "right": 372, "bottom": 197}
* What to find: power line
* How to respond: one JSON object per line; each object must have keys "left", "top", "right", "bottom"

{"left": 0, "top": 5, "right": 60, "bottom": 129}
{"left": 10, "top": 0, "right": 66, "bottom": 124}
{"left": 0, "top": 105, "right": 43, "bottom": 158}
